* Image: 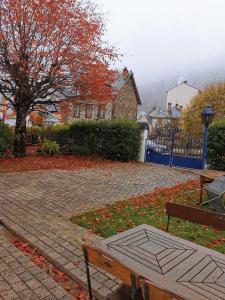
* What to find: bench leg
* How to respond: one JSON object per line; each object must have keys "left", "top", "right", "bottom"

{"left": 143, "top": 284, "right": 149, "bottom": 300}
{"left": 83, "top": 248, "right": 93, "bottom": 300}
{"left": 197, "top": 176, "right": 204, "bottom": 204}
{"left": 166, "top": 216, "right": 170, "bottom": 232}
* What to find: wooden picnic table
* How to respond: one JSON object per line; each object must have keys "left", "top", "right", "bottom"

{"left": 192, "top": 169, "right": 225, "bottom": 203}
{"left": 83, "top": 224, "right": 225, "bottom": 300}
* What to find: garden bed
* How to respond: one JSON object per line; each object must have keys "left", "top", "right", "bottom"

{"left": 71, "top": 181, "right": 225, "bottom": 254}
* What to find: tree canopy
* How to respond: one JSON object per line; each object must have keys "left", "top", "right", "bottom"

{"left": 0, "top": 0, "right": 118, "bottom": 156}
{"left": 181, "top": 82, "right": 225, "bottom": 136}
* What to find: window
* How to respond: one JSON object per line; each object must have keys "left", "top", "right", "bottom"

{"left": 85, "top": 105, "right": 93, "bottom": 118}
{"left": 73, "top": 104, "right": 80, "bottom": 118}
{"left": 97, "top": 104, "right": 106, "bottom": 119}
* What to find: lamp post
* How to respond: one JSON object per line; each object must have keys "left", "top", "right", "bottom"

{"left": 201, "top": 105, "right": 215, "bottom": 169}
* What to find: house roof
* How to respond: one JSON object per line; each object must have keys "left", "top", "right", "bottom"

{"left": 166, "top": 81, "right": 201, "bottom": 93}
{"left": 56, "top": 68, "right": 142, "bottom": 105}
{"left": 147, "top": 106, "right": 182, "bottom": 120}
{"left": 113, "top": 70, "right": 142, "bottom": 105}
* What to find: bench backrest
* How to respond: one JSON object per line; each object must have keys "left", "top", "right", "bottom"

{"left": 166, "top": 202, "right": 225, "bottom": 230}
{"left": 207, "top": 175, "right": 225, "bottom": 195}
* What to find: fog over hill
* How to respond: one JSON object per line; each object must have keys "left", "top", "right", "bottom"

{"left": 139, "top": 55, "right": 225, "bottom": 112}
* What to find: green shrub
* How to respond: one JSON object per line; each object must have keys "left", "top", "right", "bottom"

{"left": 0, "top": 121, "right": 13, "bottom": 157}
{"left": 69, "top": 144, "right": 91, "bottom": 156}
{"left": 69, "top": 120, "right": 141, "bottom": 161}
{"left": 207, "top": 119, "right": 225, "bottom": 170}
{"left": 44, "top": 124, "right": 69, "bottom": 146}
{"left": 44, "top": 120, "right": 141, "bottom": 161}
{"left": 41, "top": 140, "right": 60, "bottom": 156}
{"left": 27, "top": 126, "right": 42, "bottom": 144}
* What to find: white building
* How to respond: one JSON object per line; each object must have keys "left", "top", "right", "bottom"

{"left": 166, "top": 81, "right": 200, "bottom": 109}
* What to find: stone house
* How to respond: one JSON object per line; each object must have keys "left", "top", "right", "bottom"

{"left": 0, "top": 67, "right": 141, "bottom": 126}
{"left": 61, "top": 67, "right": 141, "bottom": 123}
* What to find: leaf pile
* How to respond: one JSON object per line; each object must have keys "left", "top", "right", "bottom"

{"left": 12, "top": 238, "right": 88, "bottom": 299}
{"left": 0, "top": 155, "right": 119, "bottom": 173}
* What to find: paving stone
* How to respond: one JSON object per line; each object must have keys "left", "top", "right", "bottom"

{"left": 36, "top": 273, "right": 48, "bottom": 281}
{"left": 12, "top": 281, "right": 27, "bottom": 293}
{"left": 0, "top": 164, "right": 196, "bottom": 299}
{"left": 50, "top": 286, "right": 68, "bottom": 299}
{"left": 0, "top": 289, "right": 18, "bottom": 300}
{"left": 0, "top": 280, "right": 10, "bottom": 292}
{"left": 26, "top": 278, "right": 42, "bottom": 289}
{"left": 0, "top": 263, "right": 8, "bottom": 273}
{"left": 19, "top": 289, "right": 39, "bottom": 300}
{"left": 41, "top": 278, "right": 58, "bottom": 290}
{"left": 18, "top": 271, "right": 34, "bottom": 281}
{"left": 33, "top": 286, "right": 51, "bottom": 299}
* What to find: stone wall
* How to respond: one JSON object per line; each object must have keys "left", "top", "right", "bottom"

{"left": 112, "top": 78, "right": 138, "bottom": 120}
{"left": 67, "top": 102, "right": 113, "bottom": 121}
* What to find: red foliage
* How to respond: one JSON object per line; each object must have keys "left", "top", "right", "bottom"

{"left": 0, "top": 0, "right": 119, "bottom": 156}
{"left": 0, "top": 155, "right": 119, "bottom": 173}
{"left": 0, "top": 0, "right": 118, "bottom": 106}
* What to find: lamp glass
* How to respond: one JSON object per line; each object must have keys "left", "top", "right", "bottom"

{"left": 201, "top": 106, "right": 215, "bottom": 126}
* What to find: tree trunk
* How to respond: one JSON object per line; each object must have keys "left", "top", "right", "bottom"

{"left": 13, "top": 111, "right": 27, "bottom": 157}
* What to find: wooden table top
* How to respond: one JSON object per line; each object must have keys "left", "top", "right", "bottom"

{"left": 90, "top": 224, "right": 225, "bottom": 300}
{"left": 192, "top": 169, "right": 225, "bottom": 180}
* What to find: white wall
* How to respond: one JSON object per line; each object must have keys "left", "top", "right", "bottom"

{"left": 166, "top": 83, "right": 199, "bottom": 108}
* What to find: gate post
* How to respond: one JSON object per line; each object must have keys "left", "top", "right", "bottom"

{"left": 169, "top": 128, "right": 175, "bottom": 167}
{"left": 139, "top": 122, "right": 149, "bottom": 162}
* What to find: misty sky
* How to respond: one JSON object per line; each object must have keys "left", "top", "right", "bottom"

{"left": 97, "top": 0, "right": 225, "bottom": 85}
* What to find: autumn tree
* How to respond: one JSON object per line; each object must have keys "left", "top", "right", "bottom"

{"left": 181, "top": 82, "right": 225, "bottom": 136}
{"left": 0, "top": 0, "right": 118, "bottom": 157}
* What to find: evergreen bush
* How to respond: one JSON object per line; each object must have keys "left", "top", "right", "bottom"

{"left": 41, "top": 140, "right": 60, "bottom": 156}
{"left": 0, "top": 121, "right": 13, "bottom": 157}
{"left": 69, "top": 120, "right": 141, "bottom": 161}
{"left": 207, "top": 119, "right": 225, "bottom": 170}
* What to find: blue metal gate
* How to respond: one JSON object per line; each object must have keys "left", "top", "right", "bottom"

{"left": 145, "top": 128, "right": 204, "bottom": 169}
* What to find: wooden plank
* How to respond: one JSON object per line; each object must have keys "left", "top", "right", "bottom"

{"left": 140, "top": 280, "right": 185, "bottom": 300}
{"left": 83, "top": 244, "right": 186, "bottom": 300}
{"left": 83, "top": 224, "right": 225, "bottom": 300}
{"left": 166, "top": 203, "right": 225, "bottom": 230}
{"left": 82, "top": 245, "right": 137, "bottom": 286}
{"left": 192, "top": 170, "right": 225, "bottom": 180}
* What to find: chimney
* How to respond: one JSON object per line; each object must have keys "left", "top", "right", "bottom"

{"left": 123, "top": 67, "right": 129, "bottom": 78}
{"left": 167, "top": 102, "right": 172, "bottom": 112}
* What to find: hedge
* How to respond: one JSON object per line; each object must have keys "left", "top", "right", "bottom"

{"left": 31, "top": 120, "right": 141, "bottom": 161}
{"left": 69, "top": 120, "right": 141, "bottom": 161}
{"left": 207, "top": 119, "right": 225, "bottom": 170}
{"left": 0, "top": 121, "right": 14, "bottom": 157}
{"left": 43, "top": 124, "right": 70, "bottom": 146}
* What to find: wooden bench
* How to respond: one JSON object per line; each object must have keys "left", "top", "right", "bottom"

{"left": 166, "top": 202, "right": 225, "bottom": 232}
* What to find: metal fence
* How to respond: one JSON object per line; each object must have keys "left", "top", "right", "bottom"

{"left": 146, "top": 128, "right": 204, "bottom": 169}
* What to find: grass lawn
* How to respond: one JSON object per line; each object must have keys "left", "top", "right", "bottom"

{"left": 71, "top": 180, "right": 225, "bottom": 254}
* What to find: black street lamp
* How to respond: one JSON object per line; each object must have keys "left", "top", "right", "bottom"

{"left": 201, "top": 105, "right": 215, "bottom": 127}
{"left": 201, "top": 105, "right": 215, "bottom": 169}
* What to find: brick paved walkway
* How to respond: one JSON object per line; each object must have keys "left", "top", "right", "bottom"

{"left": 0, "top": 234, "right": 73, "bottom": 300}
{"left": 0, "top": 163, "right": 196, "bottom": 299}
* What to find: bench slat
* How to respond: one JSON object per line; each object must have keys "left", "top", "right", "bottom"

{"left": 166, "top": 203, "right": 225, "bottom": 230}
